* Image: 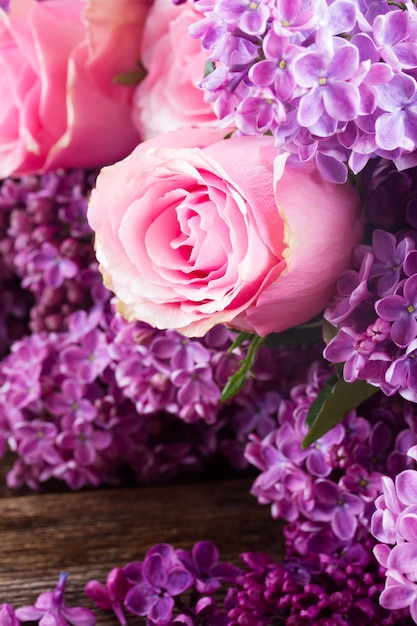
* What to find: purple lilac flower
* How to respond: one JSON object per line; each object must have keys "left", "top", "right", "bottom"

{"left": 15, "top": 572, "right": 96, "bottom": 626}
{"left": 125, "top": 544, "right": 193, "bottom": 623}
{"left": 369, "top": 230, "right": 414, "bottom": 297}
{"left": 310, "top": 478, "right": 364, "bottom": 541}
{"left": 46, "top": 379, "right": 97, "bottom": 424}
{"left": 385, "top": 339, "right": 417, "bottom": 402}
{"left": 176, "top": 541, "right": 241, "bottom": 593}
{"left": 26, "top": 242, "right": 78, "bottom": 290}
{"left": 293, "top": 39, "right": 361, "bottom": 137}
{"left": 57, "top": 420, "right": 112, "bottom": 466}
{"left": 85, "top": 568, "right": 130, "bottom": 626}
{"left": 376, "top": 275, "right": 417, "bottom": 349}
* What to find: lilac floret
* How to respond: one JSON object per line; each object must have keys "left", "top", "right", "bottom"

{"left": 15, "top": 572, "right": 96, "bottom": 626}
{"left": 376, "top": 274, "right": 417, "bottom": 349}
{"left": 125, "top": 544, "right": 193, "bottom": 623}
{"left": 176, "top": 541, "right": 241, "bottom": 594}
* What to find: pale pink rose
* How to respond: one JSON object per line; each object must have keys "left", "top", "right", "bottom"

{"left": 0, "top": 0, "right": 150, "bottom": 178}
{"left": 88, "top": 128, "right": 363, "bottom": 338}
{"left": 131, "top": 0, "right": 216, "bottom": 140}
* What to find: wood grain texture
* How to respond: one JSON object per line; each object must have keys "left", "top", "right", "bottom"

{"left": 0, "top": 473, "right": 283, "bottom": 624}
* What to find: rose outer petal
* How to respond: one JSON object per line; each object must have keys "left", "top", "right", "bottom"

{"left": 232, "top": 157, "right": 363, "bottom": 335}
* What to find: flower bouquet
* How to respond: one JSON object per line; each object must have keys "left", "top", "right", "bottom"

{"left": 2, "top": 0, "right": 417, "bottom": 624}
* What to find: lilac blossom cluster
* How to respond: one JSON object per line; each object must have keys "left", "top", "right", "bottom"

{"left": 85, "top": 541, "right": 240, "bottom": 626}
{"left": 372, "top": 461, "right": 417, "bottom": 622}
{"left": 191, "top": 0, "right": 417, "bottom": 183}
{"left": 0, "top": 300, "right": 304, "bottom": 490}
{"left": 84, "top": 537, "right": 413, "bottom": 625}
{"left": 243, "top": 359, "right": 417, "bottom": 623}
{"left": 0, "top": 169, "right": 106, "bottom": 356}
{"left": 245, "top": 360, "right": 417, "bottom": 531}
{"left": 323, "top": 160, "right": 417, "bottom": 401}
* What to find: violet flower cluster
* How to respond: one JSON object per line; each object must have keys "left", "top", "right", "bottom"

{"left": 0, "top": 169, "right": 106, "bottom": 356}
{"left": 324, "top": 159, "right": 417, "bottom": 402}
{"left": 243, "top": 359, "right": 417, "bottom": 624}
{"left": 84, "top": 535, "right": 414, "bottom": 625}
{"left": 191, "top": 0, "right": 417, "bottom": 183}
{"left": 0, "top": 293, "right": 317, "bottom": 490}
{"left": 372, "top": 463, "right": 417, "bottom": 622}
{"left": 85, "top": 540, "right": 240, "bottom": 626}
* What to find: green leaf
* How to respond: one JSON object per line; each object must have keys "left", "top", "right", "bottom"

{"left": 228, "top": 331, "right": 254, "bottom": 353}
{"left": 113, "top": 61, "right": 147, "bottom": 86}
{"left": 305, "top": 373, "right": 338, "bottom": 428}
{"left": 302, "top": 377, "right": 378, "bottom": 449}
{"left": 204, "top": 61, "right": 216, "bottom": 77}
{"left": 220, "top": 368, "right": 250, "bottom": 403}
{"left": 220, "top": 334, "right": 265, "bottom": 403}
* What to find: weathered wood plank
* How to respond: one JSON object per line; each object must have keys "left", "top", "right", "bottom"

{"left": 0, "top": 475, "right": 282, "bottom": 624}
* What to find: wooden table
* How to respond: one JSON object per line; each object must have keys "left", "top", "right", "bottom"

{"left": 0, "top": 466, "right": 283, "bottom": 624}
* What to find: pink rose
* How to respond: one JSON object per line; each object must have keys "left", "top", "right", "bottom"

{"left": 88, "top": 128, "right": 363, "bottom": 337}
{"left": 0, "top": 0, "right": 150, "bottom": 178}
{"left": 131, "top": 0, "right": 216, "bottom": 140}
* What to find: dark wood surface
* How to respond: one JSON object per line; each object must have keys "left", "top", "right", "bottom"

{"left": 0, "top": 464, "right": 283, "bottom": 624}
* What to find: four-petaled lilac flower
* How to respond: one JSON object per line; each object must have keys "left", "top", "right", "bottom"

{"left": 369, "top": 230, "right": 415, "bottom": 296}
{"left": 60, "top": 329, "right": 111, "bottom": 383}
{"left": 373, "top": 10, "right": 417, "bottom": 72}
{"left": 26, "top": 242, "right": 78, "bottom": 289}
{"left": 249, "top": 31, "right": 300, "bottom": 100}
{"left": 376, "top": 274, "right": 417, "bottom": 348}
{"left": 272, "top": 0, "right": 317, "bottom": 36}
{"left": 305, "top": 423, "right": 345, "bottom": 477}
{"left": 323, "top": 326, "right": 376, "bottom": 383}
{"left": 294, "top": 41, "right": 360, "bottom": 136}
{"left": 58, "top": 420, "right": 112, "bottom": 466}
{"left": 215, "top": 0, "right": 270, "bottom": 36}
{"left": 46, "top": 379, "right": 97, "bottom": 424}
{"left": 125, "top": 544, "right": 193, "bottom": 624}
{"left": 15, "top": 572, "right": 96, "bottom": 626}
{"left": 379, "top": 569, "right": 417, "bottom": 623}
{"left": 375, "top": 73, "right": 417, "bottom": 152}
{"left": 15, "top": 421, "right": 62, "bottom": 465}
{"left": 176, "top": 541, "right": 241, "bottom": 594}
{"left": 310, "top": 479, "right": 364, "bottom": 541}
